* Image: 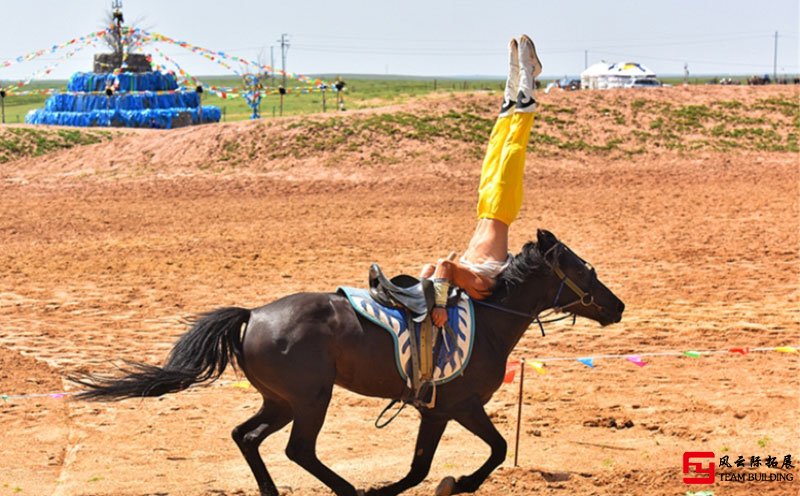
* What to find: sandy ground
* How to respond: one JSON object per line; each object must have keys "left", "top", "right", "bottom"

{"left": 0, "top": 86, "right": 798, "bottom": 496}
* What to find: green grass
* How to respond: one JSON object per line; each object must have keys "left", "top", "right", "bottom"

{"left": 0, "top": 76, "right": 504, "bottom": 124}
{"left": 275, "top": 110, "right": 495, "bottom": 160}
{"left": 207, "top": 76, "right": 504, "bottom": 121}
{"left": 533, "top": 93, "right": 797, "bottom": 154}
{"left": 0, "top": 127, "right": 112, "bottom": 163}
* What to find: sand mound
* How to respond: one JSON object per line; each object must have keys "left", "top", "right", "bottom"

{"left": 3, "top": 85, "right": 796, "bottom": 186}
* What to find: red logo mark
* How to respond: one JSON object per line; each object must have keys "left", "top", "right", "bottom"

{"left": 683, "top": 451, "right": 715, "bottom": 484}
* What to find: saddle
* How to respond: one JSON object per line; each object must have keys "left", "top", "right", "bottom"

{"left": 368, "top": 264, "right": 434, "bottom": 322}
{"left": 368, "top": 264, "right": 444, "bottom": 408}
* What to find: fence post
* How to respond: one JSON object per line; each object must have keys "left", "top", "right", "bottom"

{"left": 514, "top": 358, "right": 525, "bottom": 467}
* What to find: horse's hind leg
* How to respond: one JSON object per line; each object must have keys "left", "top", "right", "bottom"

{"left": 232, "top": 396, "right": 293, "bottom": 496}
{"left": 284, "top": 386, "right": 358, "bottom": 496}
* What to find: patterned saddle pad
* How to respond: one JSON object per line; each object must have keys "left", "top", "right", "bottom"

{"left": 337, "top": 287, "right": 475, "bottom": 385}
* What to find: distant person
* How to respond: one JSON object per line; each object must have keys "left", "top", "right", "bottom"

{"left": 420, "top": 34, "right": 542, "bottom": 326}
{"left": 334, "top": 77, "right": 346, "bottom": 111}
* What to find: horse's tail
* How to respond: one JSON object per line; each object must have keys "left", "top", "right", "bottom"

{"left": 73, "top": 307, "right": 250, "bottom": 401}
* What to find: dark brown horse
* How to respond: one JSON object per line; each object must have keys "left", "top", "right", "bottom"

{"left": 75, "top": 229, "right": 624, "bottom": 496}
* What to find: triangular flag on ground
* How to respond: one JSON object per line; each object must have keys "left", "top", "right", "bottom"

{"left": 729, "top": 347, "right": 749, "bottom": 355}
{"left": 775, "top": 346, "right": 797, "bottom": 353}
{"left": 626, "top": 355, "right": 647, "bottom": 367}
{"left": 683, "top": 351, "right": 701, "bottom": 358}
{"left": 528, "top": 361, "right": 547, "bottom": 374}
{"left": 231, "top": 380, "right": 251, "bottom": 389}
{"left": 504, "top": 360, "right": 520, "bottom": 383}
{"left": 578, "top": 357, "right": 594, "bottom": 368}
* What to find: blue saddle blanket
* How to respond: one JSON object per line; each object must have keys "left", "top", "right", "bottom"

{"left": 337, "top": 287, "right": 475, "bottom": 385}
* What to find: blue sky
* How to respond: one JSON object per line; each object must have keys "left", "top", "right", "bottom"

{"left": 0, "top": 0, "right": 797, "bottom": 80}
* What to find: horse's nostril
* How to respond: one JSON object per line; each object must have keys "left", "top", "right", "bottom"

{"left": 617, "top": 301, "right": 625, "bottom": 313}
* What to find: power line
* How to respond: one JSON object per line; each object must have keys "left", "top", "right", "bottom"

{"left": 587, "top": 34, "right": 774, "bottom": 51}
{"left": 291, "top": 33, "right": 776, "bottom": 54}
{"left": 592, "top": 49, "right": 798, "bottom": 70}
{"left": 290, "top": 29, "right": 782, "bottom": 44}
{"left": 290, "top": 44, "right": 502, "bottom": 56}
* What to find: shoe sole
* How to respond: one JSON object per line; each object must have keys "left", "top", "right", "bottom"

{"left": 519, "top": 35, "right": 542, "bottom": 77}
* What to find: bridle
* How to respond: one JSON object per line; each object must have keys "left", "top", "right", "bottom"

{"left": 473, "top": 242, "right": 606, "bottom": 336}
{"left": 544, "top": 243, "right": 605, "bottom": 314}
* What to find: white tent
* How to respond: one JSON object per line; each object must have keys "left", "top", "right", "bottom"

{"left": 580, "top": 62, "right": 657, "bottom": 89}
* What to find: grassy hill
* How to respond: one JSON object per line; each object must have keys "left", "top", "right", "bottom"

{"left": 1, "top": 85, "right": 796, "bottom": 168}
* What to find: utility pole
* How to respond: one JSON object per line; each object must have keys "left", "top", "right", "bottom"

{"left": 112, "top": 0, "right": 124, "bottom": 66}
{"left": 584, "top": 50, "right": 588, "bottom": 70}
{"left": 773, "top": 30, "right": 778, "bottom": 83}
{"left": 270, "top": 45, "right": 275, "bottom": 86}
{"left": 277, "top": 33, "right": 289, "bottom": 115}
{"left": 279, "top": 33, "right": 289, "bottom": 88}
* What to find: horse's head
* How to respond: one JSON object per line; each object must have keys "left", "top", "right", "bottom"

{"left": 536, "top": 229, "right": 625, "bottom": 326}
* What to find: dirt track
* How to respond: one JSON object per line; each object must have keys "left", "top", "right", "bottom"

{"left": 1, "top": 86, "right": 798, "bottom": 496}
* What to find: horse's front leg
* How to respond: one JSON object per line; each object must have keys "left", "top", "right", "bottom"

{"left": 435, "top": 402, "right": 506, "bottom": 495}
{"left": 365, "top": 413, "right": 448, "bottom": 496}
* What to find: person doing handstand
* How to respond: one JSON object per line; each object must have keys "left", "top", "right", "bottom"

{"left": 424, "top": 34, "right": 542, "bottom": 327}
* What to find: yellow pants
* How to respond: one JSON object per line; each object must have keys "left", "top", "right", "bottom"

{"left": 475, "top": 112, "right": 534, "bottom": 225}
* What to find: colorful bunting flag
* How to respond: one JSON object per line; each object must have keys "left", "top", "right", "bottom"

{"left": 683, "top": 351, "right": 701, "bottom": 358}
{"left": 528, "top": 361, "right": 547, "bottom": 375}
{"left": 577, "top": 357, "right": 594, "bottom": 368}
{"left": 626, "top": 355, "right": 647, "bottom": 367}
{"left": 504, "top": 360, "right": 520, "bottom": 383}
{"left": 729, "top": 347, "right": 749, "bottom": 355}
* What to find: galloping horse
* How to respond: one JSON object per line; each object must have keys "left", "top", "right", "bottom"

{"left": 75, "top": 229, "right": 624, "bottom": 496}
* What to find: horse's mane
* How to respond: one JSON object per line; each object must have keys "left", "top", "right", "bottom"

{"left": 489, "top": 241, "right": 549, "bottom": 301}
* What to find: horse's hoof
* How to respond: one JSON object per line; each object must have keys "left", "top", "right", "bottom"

{"left": 435, "top": 476, "right": 456, "bottom": 496}
{"left": 356, "top": 491, "right": 365, "bottom": 496}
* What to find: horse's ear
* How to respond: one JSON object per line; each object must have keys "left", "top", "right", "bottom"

{"left": 537, "top": 229, "right": 558, "bottom": 252}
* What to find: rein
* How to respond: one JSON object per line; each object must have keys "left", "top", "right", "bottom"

{"left": 472, "top": 299, "right": 574, "bottom": 337}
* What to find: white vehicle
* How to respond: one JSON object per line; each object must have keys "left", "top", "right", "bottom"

{"left": 626, "top": 78, "right": 663, "bottom": 88}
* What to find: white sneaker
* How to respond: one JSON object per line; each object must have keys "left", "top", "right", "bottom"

{"left": 516, "top": 34, "right": 542, "bottom": 113}
{"left": 499, "top": 38, "right": 519, "bottom": 117}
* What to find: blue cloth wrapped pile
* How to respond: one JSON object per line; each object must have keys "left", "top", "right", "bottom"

{"left": 44, "top": 92, "right": 201, "bottom": 112}
{"left": 26, "top": 106, "right": 221, "bottom": 129}
{"left": 67, "top": 72, "right": 179, "bottom": 92}
{"left": 26, "top": 71, "right": 220, "bottom": 128}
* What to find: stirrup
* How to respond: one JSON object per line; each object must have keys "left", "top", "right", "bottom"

{"left": 414, "top": 380, "right": 437, "bottom": 409}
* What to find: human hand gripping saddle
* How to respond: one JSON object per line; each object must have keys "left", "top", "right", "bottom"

{"left": 368, "top": 265, "right": 439, "bottom": 408}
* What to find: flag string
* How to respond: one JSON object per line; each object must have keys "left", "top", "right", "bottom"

{"left": 527, "top": 345, "right": 796, "bottom": 363}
